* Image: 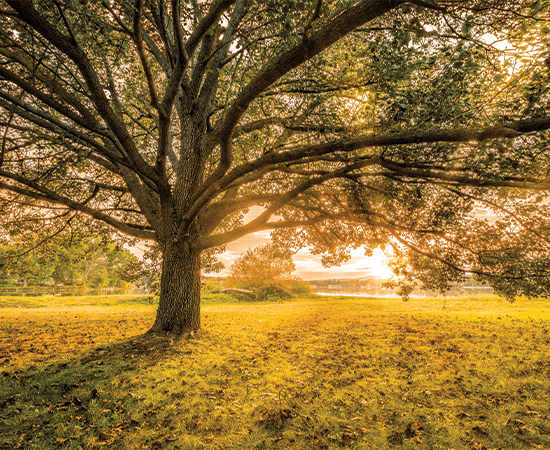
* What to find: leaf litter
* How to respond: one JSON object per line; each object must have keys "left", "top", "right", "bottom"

{"left": 1, "top": 294, "right": 550, "bottom": 449}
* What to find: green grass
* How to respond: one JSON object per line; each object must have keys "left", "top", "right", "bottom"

{"left": 1, "top": 294, "right": 550, "bottom": 449}
{"left": 0, "top": 292, "right": 258, "bottom": 309}
{"left": 0, "top": 293, "right": 154, "bottom": 309}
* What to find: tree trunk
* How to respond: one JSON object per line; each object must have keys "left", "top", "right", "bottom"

{"left": 149, "top": 242, "right": 201, "bottom": 335}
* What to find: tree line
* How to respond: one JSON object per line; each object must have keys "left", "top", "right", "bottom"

{"left": 0, "top": 230, "right": 143, "bottom": 288}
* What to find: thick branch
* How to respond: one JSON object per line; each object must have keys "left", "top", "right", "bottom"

{"left": 198, "top": 214, "right": 331, "bottom": 249}
{"left": 233, "top": 116, "right": 351, "bottom": 137}
{"left": 378, "top": 159, "right": 549, "bottom": 190}
{"left": 0, "top": 177, "right": 156, "bottom": 240}
{"left": 205, "top": 0, "right": 403, "bottom": 185}
{"left": 5, "top": 0, "right": 163, "bottom": 188}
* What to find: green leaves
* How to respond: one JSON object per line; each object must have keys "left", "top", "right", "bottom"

{"left": 461, "top": 21, "right": 473, "bottom": 37}
{"left": 531, "top": 0, "right": 543, "bottom": 13}
{"left": 0, "top": 227, "right": 143, "bottom": 289}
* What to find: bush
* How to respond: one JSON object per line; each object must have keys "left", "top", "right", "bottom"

{"left": 227, "top": 244, "right": 296, "bottom": 292}
{"left": 256, "top": 284, "right": 292, "bottom": 302}
{"left": 225, "top": 284, "right": 291, "bottom": 302}
{"left": 289, "top": 280, "right": 311, "bottom": 295}
{"left": 228, "top": 290, "right": 258, "bottom": 302}
{"left": 201, "top": 279, "right": 221, "bottom": 294}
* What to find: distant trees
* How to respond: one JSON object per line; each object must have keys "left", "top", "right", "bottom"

{"left": 0, "top": 231, "right": 143, "bottom": 288}
{"left": 228, "top": 244, "right": 295, "bottom": 290}
{"left": 0, "top": 236, "right": 53, "bottom": 286}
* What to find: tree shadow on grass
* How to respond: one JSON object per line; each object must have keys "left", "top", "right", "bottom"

{"left": 0, "top": 334, "right": 183, "bottom": 449}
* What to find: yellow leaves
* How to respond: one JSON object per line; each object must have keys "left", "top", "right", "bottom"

{"left": 387, "top": 422, "right": 426, "bottom": 445}
{"left": 257, "top": 407, "right": 293, "bottom": 429}
{"left": 55, "top": 436, "right": 75, "bottom": 445}
{"left": 0, "top": 299, "right": 154, "bottom": 367}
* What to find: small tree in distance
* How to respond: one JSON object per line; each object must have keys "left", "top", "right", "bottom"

{"left": 228, "top": 244, "right": 308, "bottom": 299}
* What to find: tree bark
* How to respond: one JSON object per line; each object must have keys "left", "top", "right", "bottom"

{"left": 149, "top": 241, "right": 201, "bottom": 335}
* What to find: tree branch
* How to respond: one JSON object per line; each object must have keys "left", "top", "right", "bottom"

{"left": 378, "top": 158, "right": 549, "bottom": 190}
{"left": 442, "top": 186, "right": 550, "bottom": 245}
{"left": 133, "top": 0, "right": 163, "bottom": 113}
{"left": 52, "top": 0, "right": 78, "bottom": 45}
{"left": 206, "top": 0, "right": 403, "bottom": 185}
{"left": 0, "top": 176, "right": 156, "bottom": 240}
{"left": 161, "top": 0, "right": 237, "bottom": 116}
{"left": 5, "top": 0, "right": 163, "bottom": 188}
{"left": 0, "top": 44, "right": 102, "bottom": 129}
{"left": 189, "top": 114, "right": 550, "bottom": 228}
{"left": 0, "top": 65, "right": 106, "bottom": 138}
{"left": 194, "top": 158, "right": 380, "bottom": 248}
{"left": 0, "top": 93, "right": 143, "bottom": 179}
{"left": 197, "top": 214, "right": 331, "bottom": 249}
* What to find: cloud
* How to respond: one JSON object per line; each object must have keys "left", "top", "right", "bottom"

{"left": 212, "top": 207, "right": 393, "bottom": 279}
{"left": 216, "top": 233, "right": 392, "bottom": 280}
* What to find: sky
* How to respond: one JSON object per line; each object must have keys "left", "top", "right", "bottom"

{"left": 215, "top": 207, "right": 394, "bottom": 280}
{"left": 216, "top": 231, "right": 393, "bottom": 280}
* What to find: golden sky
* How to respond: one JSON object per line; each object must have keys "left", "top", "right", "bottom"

{"left": 217, "top": 228, "right": 392, "bottom": 280}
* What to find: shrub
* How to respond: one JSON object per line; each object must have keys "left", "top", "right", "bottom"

{"left": 201, "top": 279, "right": 222, "bottom": 294}
{"left": 289, "top": 280, "right": 311, "bottom": 295}
{"left": 256, "top": 284, "right": 292, "bottom": 302}
{"left": 227, "top": 244, "right": 296, "bottom": 291}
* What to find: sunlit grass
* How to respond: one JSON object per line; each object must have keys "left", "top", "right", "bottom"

{"left": 1, "top": 294, "right": 549, "bottom": 449}
{"left": 0, "top": 293, "right": 153, "bottom": 309}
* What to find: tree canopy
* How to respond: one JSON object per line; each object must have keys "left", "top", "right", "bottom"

{"left": 0, "top": 0, "right": 549, "bottom": 333}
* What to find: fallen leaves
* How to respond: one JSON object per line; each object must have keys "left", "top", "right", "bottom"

{"left": 388, "top": 422, "right": 426, "bottom": 445}
{"left": 257, "top": 407, "right": 294, "bottom": 429}
{"left": 2, "top": 295, "right": 550, "bottom": 450}
{"left": 0, "top": 303, "right": 154, "bottom": 368}
{"left": 97, "top": 431, "right": 118, "bottom": 445}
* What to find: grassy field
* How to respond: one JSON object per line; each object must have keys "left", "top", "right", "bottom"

{"left": 1, "top": 294, "right": 550, "bottom": 449}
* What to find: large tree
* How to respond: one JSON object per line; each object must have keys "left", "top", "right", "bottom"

{"left": 0, "top": 0, "right": 550, "bottom": 334}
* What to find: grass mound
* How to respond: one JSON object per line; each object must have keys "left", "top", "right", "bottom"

{"left": 1, "top": 294, "right": 550, "bottom": 449}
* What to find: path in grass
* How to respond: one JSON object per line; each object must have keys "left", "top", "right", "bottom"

{"left": 1, "top": 295, "right": 550, "bottom": 449}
